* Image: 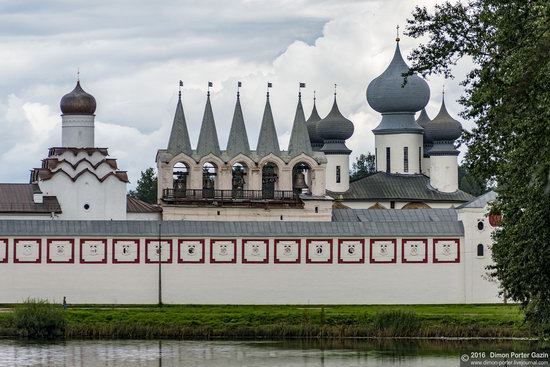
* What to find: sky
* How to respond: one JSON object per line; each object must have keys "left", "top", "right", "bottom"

{"left": 0, "top": 0, "right": 473, "bottom": 188}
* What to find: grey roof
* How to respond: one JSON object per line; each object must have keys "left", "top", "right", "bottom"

{"left": 225, "top": 94, "right": 251, "bottom": 157}
{"left": 287, "top": 96, "right": 313, "bottom": 156}
{"left": 196, "top": 94, "right": 221, "bottom": 156}
{"left": 126, "top": 196, "right": 162, "bottom": 213}
{"left": 0, "top": 217, "right": 463, "bottom": 237}
{"left": 424, "top": 95, "right": 462, "bottom": 147}
{"left": 318, "top": 97, "right": 354, "bottom": 154}
{"left": 333, "top": 208, "right": 458, "bottom": 222}
{"left": 0, "top": 184, "right": 61, "bottom": 214}
{"left": 167, "top": 93, "right": 192, "bottom": 155}
{"left": 329, "top": 172, "right": 474, "bottom": 203}
{"left": 306, "top": 99, "right": 323, "bottom": 149}
{"left": 416, "top": 108, "right": 431, "bottom": 129}
{"left": 256, "top": 94, "right": 280, "bottom": 156}
{"left": 458, "top": 190, "right": 497, "bottom": 209}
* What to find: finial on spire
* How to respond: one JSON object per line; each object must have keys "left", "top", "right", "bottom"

{"left": 179, "top": 80, "right": 183, "bottom": 98}
{"left": 396, "top": 25, "right": 400, "bottom": 42}
{"left": 334, "top": 83, "right": 338, "bottom": 97}
{"left": 442, "top": 84, "right": 445, "bottom": 96}
{"left": 207, "top": 81, "right": 213, "bottom": 97}
{"left": 313, "top": 90, "right": 316, "bottom": 102}
{"left": 298, "top": 82, "right": 305, "bottom": 99}
{"left": 237, "top": 81, "right": 242, "bottom": 98}
{"left": 267, "top": 82, "right": 272, "bottom": 99}
{"left": 77, "top": 67, "right": 80, "bottom": 82}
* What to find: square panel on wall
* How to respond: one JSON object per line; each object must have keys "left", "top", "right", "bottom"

{"left": 145, "top": 239, "right": 173, "bottom": 263}
{"left": 47, "top": 239, "right": 74, "bottom": 264}
{"left": 0, "top": 239, "right": 7, "bottom": 263}
{"left": 210, "top": 239, "right": 237, "bottom": 263}
{"left": 274, "top": 239, "right": 301, "bottom": 264}
{"left": 433, "top": 239, "right": 460, "bottom": 263}
{"left": 370, "top": 239, "right": 397, "bottom": 263}
{"left": 14, "top": 239, "right": 41, "bottom": 263}
{"left": 112, "top": 239, "right": 140, "bottom": 264}
{"left": 306, "top": 239, "right": 333, "bottom": 264}
{"left": 80, "top": 239, "right": 107, "bottom": 264}
{"left": 402, "top": 239, "right": 428, "bottom": 263}
{"left": 338, "top": 239, "right": 365, "bottom": 263}
{"left": 242, "top": 239, "right": 269, "bottom": 264}
{"left": 178, "top": 239, "right": 205, "bottom": 263}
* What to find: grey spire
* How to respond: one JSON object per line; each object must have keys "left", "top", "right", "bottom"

{"left": 226, "top": 93, "right": 250, "bottom": 157}
{"left": 415, "top": 108, "right": 431, "bottom": 129}
{"left": 317, "top": 95, "right": 354, "bottom": 155}
{"left": 424, "top": 94, "right": 462, "bottom": 157}
{"left": 306, "top": 96, "right": 323, "bottom": 151}
{"left": 167, "top": 92, "right": 192, "bottom": 155}
{"left": 256, "top": 93, "right": 280, "bottom": 156}
{"left": 288, "top": 94, "right": 312, "bottom": 156}
{"left": 196, "top": 93, "right": 221, "bottom": 156}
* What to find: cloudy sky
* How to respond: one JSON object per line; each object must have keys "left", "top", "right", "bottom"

{"left": 0, "top": 0, "right": 472, "bottom": 188}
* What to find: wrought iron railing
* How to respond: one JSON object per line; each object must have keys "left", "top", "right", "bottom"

{"left": 162, "top": 188, "right": 299, "bottom": 204}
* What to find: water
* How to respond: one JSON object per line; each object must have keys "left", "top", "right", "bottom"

{"left": 0, "top": 339, "right": 544, "bottom": 367}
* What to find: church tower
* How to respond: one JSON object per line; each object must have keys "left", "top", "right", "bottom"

{"left": 60, "top": 81, "right": 97, "bottom": 147}
{"left": 366, "top": 35, "right": 430, "bottom": 174}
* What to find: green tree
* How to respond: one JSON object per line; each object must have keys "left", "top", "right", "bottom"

{"left": 406, "top": 0, "right": 550, "bottom": 334}
{"left": 350, "top": 152, "right": 376, "bottom": 180}
{"left": 129, "top": 167, "right": 158, "bottom": 204}
{"left": 458, "top": 164, "right": 488, "bottom": 197}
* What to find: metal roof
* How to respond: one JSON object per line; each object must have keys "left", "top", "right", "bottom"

{"left": 225, "top": 95, "right": 251, "bottom": 158}
{"left": 287, "top": 97, "right": 313, "bottom": 157}
{"left": 0, "top": 218, "right": 463, "bottom": 237}
{"left": 332, "top": 208, "right": 459, "bottom": 222}
{"left": 167, "top": 93, "right": 192, "bottom": 155}
{"left": 0, "top": 184, "right": 61, "bottom": 214}
{"left": 256, "top": 95, "right": 281, "bottom": 156}
{"left": 126, "top": 196, "right": 162, "bottom": 213}
{"left": 330, "top": 172, "right": 474, "bottom": 203}
{"left": 458, "top": 190, "right": 497, "bottom": 209}
{"left": 196, "top": 94, "right": 221, "bottom": 157}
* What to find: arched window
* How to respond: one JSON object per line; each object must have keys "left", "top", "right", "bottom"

{"left": 232, "top": 162, "right": 248, "bottom": 196}
{"left": 477, "top": 244, "right": 484, "bottom": 257}
{"left": 292, "top": 162, "right": 312, "bottom": 195}
{"left": 262, "top": 162, "right": 278, "bottom": 199}
{"left": 202, "top": 162, "right": 217, "bottom": 198}
{"left": 172, "top": 162, "right": 189, "bottom": 198}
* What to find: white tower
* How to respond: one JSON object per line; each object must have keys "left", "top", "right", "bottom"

{"left": 60, "top": 81, "right": 96, "bottom": 147}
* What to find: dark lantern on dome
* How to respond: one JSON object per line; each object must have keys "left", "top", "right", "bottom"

{"left": 60, "top": 81, "right": 97, "bottom": 115}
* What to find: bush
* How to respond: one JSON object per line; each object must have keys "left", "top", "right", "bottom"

{"left": 372, "top": 310, "right": 420, "bottom": 337}
{"left": 13, "top": 298, "right": 66, "bottom": 339}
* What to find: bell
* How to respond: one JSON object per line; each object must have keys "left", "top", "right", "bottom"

{"left": 293, "top": 172, "right": 308, "bottom": 190}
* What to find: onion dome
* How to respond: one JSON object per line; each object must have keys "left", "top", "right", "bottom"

{"left": 306, "top": 97, "right": 323, "bottom": 150}
{"left": 416, "top": 108, "right": 431, "bottom": 129}
{"left": 366, "top": 42, "right": 429, "bottom": 114}
{"left": 424, "top": 95, "right": 462, "bottom": 143}
{"left": 60, "top": 81, "right": 96, "bottom": 115}
{"left": 317, "top": 95, "right": 354, "bottom": 154}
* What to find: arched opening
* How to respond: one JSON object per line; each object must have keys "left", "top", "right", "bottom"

{"left": 172, "top": 162, "right": 189, "bottom": 198}
{"left": 262, "top": 162, "right": 279, "bottom": 199}
{"left": 232, "top": 162, "right": 248, "bottom": 197}
{"left": 477, "top": 244, "right": 484, "bottom": 257}
{"left": 369, "top": 202, "right": 386, "bottom": 209}
{"left": 292, "top": 162, "right": 312, "bottom": 195}
{"left": 402, "top": 202, "right": 431, "bottom": 209}
{"left": 202, "top": 162, "right": 217, "bottom": 198}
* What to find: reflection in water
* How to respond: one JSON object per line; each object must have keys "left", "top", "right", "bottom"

{"left": 0, "top": 339, "right": 544, "bottom": 367}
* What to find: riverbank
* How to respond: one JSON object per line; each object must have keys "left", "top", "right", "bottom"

{"left": 0, "top": 304, "right": 530, "bottom": 339}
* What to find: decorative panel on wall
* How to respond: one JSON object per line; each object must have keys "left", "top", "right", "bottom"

{"left": 433, "top": 239, "right": 460, "bottom": 263}
{"left": 402, "top": 239, "right": 428, "bottom": 263}
{"left": 242, "top": 239, "right": 269, "bottom": 264}
{"left": 306, "top": 239, "right": 333, "bottom": 264}
{"left": 338, "top": 239, "right": 365, "bottom": 263}
{"left": 112, "top": 239, "right": 140, "bottom": 264}
{"left": 14, "top": 239, "right": 41, "bottom": 263}
{"left": 80, "top": 239, "right": 107, "bottom": 264}
{"left": 178, "top": 239, "right": 205, "bottom": 264}
{"left": 47, "top": 239, "right": 74, "bottom": 264}
{"left": 369, "top": 239, "right": 397, "bottom": 263}
{"left": 274, "top": 239, "right": 301, "bottom": 264}
{"left": 0, "top": 239, "right": 7, "bottom": 263}
{"left": 145, "top": 239, "right": 173, "bottom": 263}
{"left": 210, "top": 239, "right": 237, "bottom": 263}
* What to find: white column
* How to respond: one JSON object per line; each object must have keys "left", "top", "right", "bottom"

{"left": 325, "top": 154, "right": 349, "bottom": 192}
{"left": 62, "top": 115, "right": 95, "bottom": 147}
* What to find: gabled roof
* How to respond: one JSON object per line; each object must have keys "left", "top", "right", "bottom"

{"left": 0, "top": 183, "right": 61, "bottom": 214}
{"left": 225, "top": 94, "right": 251, "bottom": 157}
{"left": 287, "top": 96, "right": 312, "bottom": 156}
{"left": 457, "top": 190, "right": 497, "bottom": 209}
{"left": 256, "top": 94, "right": 280, "bottom": 156}
{"left": 167, "top": 93, "right": 192, "bottom": 155}
{"left": 329, "top": 171, "right": 474, "bottom": 203}
{"left": 196, "top": 94, "right": 221, "bottom": 156}
{"left": 126, "top": 195, "right": 162, "bottom": 213}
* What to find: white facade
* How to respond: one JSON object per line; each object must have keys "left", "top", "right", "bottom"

{"left": 375, "top": 133, "right": 423, "bottom": 174}
{"left": 61, "top": 114, "right": 95, "bottom": 148}
{"left": 324, "top": 154, "right": 350, "bottom": 192}
{"left": 429, "top": 155, "right": 459, "bottom": 192}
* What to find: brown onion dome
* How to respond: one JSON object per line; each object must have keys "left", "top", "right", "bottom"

{"left": 60, "top": 81, "right": 96, "bottom": 115}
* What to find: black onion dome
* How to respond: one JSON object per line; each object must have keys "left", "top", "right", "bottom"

{"left": 424, "top": 97, "right": 462, "bottom": 142}
{"left": 60, "top": 81, "right": 96, "bottom": 115}
{"left": 316, "top": 97, "right": 354, "bottom": 141}
{"left": 306, "top": 101, "right": 323, "bottom": 144}
{"left": 366, "top": 42, "right": 430, "bottom": 113}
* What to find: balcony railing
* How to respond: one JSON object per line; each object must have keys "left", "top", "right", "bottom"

{"left": 162, "top": 188, "right": 301, "bottom": 207}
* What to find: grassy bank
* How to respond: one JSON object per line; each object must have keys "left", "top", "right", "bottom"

{"left": 0, "top": 304, "right": 529, "bottom": 339}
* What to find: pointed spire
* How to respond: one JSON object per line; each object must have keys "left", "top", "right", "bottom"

{"left": 226, "top": 89, "right": 251, "bottom": 157}
{"left": 256, "top": 93, "right": 280, "bottom": 156}
{"left": 415, "top": 108, "right": 432, "bottom": 129}
{"left": 288, "top": 92, "right": 312, "bottom": 157}
{"left": 196, "top": 93, "right": 221, "bottom": 156}
{"left": 167, "top": 90, "right": 192, "bottom": 155}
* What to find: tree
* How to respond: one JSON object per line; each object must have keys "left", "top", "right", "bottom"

{"left": 129, "top": 167, "right": 158, "bottom": 204}
{"left": 406, "top": 0, "right": 550, "bottom": 334}
{"left": 350, "top": 152, "right": 376, "bottom": 180}
{"left": 458, "top": 164, "right": 488, "bottom": 197}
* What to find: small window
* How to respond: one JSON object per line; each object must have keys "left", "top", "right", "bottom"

{"left": 83, "top": 203, "right": 90, "bottom": 211}
{"left": 404, "top": 147, "right": 409, "bottom": 173}
{"left": 280, "top": 215, "right": 283, "bottom": 221}
{"left": 386, "top": 147, "right": 391, "bottom": 173}
{"left": 477, "top": 244, "right": 484, "bottom": 257}
{"left": 336, "top": 166, "right": 341, "bottom": 183}
{"left": 419, "top": 147, "right": 422, "bottom": 172}
{"left": 390, "top": 201, "right": 395, "bottom": 209}
{"left": 477, "top": 220, "right": 485, "bottom": 231}
{"left": 315, "top": 206, "right": 319, "bottom": 213}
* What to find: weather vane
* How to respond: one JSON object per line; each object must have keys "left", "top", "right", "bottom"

{"left": 179, "top": 80, "right": 183, "bottom": 97}
{"left": 77, "top": 67, "right": 80, "bottom": 82}
{"left": 313, "top": 90, "right": 316, "bottom": 102}
{"left": 396, "top": 25, "right": 400, "bottom": 42}
{"left": 299, "top": 82, "right": 305, "bottom": 99}
{"left": 237, "top": 81, "right": 242, "bottom": 98}
{"left": 267, "top": 82, "right": 272, "bottom": 98}
{"left": 334, "top": 83, "right": 338, "bottom": 96}
{"left": 207, "top": 81, "right": 212, "bottom": 96}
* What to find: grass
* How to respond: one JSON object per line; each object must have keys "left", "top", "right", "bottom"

{"left": 0, "top": 304, "right": 529, "bottom": 339}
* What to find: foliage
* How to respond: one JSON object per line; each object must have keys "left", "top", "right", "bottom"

{"left": 129, "top": 167, "right": 158, "bottom": 204}
{"left": 372, "top": 310, "right": 420, "bottom": 337}
{"left": 13, "top": 299, "right": 66, "bottom": 339}
{"left": 406, "top": 0, "right": 550, "bottom": 334}
{"left": 350, "top": 152, "right": 376, "bottom": 180}
{"left": 458, "top": 164, "right": 488, "bottom": 196}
